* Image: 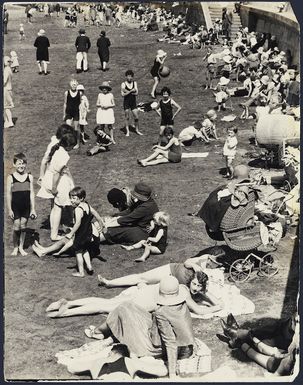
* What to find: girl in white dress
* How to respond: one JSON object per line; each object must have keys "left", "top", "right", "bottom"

{"left": 37, "top": 131, "right": 77, "bottom": 240}
{"left": 96, "top": 81, "right": 116, "bottom": 143}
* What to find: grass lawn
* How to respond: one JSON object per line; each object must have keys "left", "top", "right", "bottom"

{"left": 3, "top": 4, "right": 299, "bottom": 381}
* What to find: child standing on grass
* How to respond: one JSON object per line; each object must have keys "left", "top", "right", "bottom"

{"left": 201, "top": 109, "right": 218, "bottom": 142}
{"left": 121, "top": 211, "right": 169, "bottom": 262}
{"left": 155, "top": 86, "right": 181, "bottom": 144}
{"left": 150, "top": 49, "right": 167, "bottom": 99}
{"left": 7, "top": 153, "right": 37, "bottom": 256}
{"left": 214, "top": 77, "right": 231, "bottom": 111}
{"left": 96, "top": 81, "right": 116, "bottom": 144}
{"left": 223, "top": 127, "right": 238, "bottom": 179}
{"left": 32, "top": 187, "right": 104, "bottom": 276}
{"left": 77, "top": 84, "right": 90, "bottom": 144}
{"left": 121, "top": 70, "right": 142, "bottom": 136}
{"left": 65, "top": 187, "right": 100, "bottom": 277}
{"left": 10, "top": 51, "right": 19, "bottom": 73}
{"left": 19, "top": 23, "right": 25, "bottom": 41}
{"left": 63, "top": 79, "right": 81, "bottom": 149}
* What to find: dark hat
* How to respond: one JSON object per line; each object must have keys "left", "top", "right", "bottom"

{"left": 79, "top": 28, "right": 85, "bottom": 34}
{"left": 131, "top": 182, "right": 152, "bottom": 201}
{"left": 107, "top": 188, "right": 127, "bottom": 208}
{"left": 100, "top": 30, "right": 106, "bottom": 36}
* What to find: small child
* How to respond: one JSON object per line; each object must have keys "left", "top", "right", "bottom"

{"left": 77, "top": 84, "right": 90, "bottom": 144}
{"left": 121, "top": 211, "right": 169, "bottom": 262}
{"left": 10, "top": 51, "right": 19, "bottom": 73}
{"left": 214, "top": 77, "right": 231, "bottom": 111}
{"left": 201, "top": 109, "right": 218, "bottom": 142}
{"left": 96, "top": 81, "right": 116, "bottom": 143}
{"left": 178, "top": 120, "right": 204, "bottom": 146}
{"left": 19, "top": 23, "right": 25, "bottom": 41}
{"left": 87, "top": 126, "right": 113, "bottom": 156}
{"left": 223, "top": 127, "right": 238, "bottom": 179}
{"left": 33, "top": 187, "right": 104, "bottom": 277}
{"left": 150, "top": 49, "right": 167, "bottom": 99}
{"left": 155, "top": 86, "right": 182, "bottom": 143}
{"left": 203, "top": 47, "right": 216, "bottom": 90}
{"left": 7, "top": 153, "right": 37, "bottom": 256}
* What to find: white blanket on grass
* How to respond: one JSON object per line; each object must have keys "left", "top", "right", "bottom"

{"left": 182, "top": 152, "right": 209, "bottom": 158}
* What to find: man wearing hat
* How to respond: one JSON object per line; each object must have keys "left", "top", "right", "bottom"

{"left": 34, "top": 29, "right": 50, "bottom": 75}
{"left": 99, "top": 182, "right": 159, "bottom": 245}
{"left": 96, "top": 30, "right": 111, "bottom": 71}
{"left": 75, "top": 28, "right": 91, "bottom": 73}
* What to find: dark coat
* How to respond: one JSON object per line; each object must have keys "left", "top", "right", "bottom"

{"left": 96, "top": 36, "right": 111, "bottom": 62}
{"left": 34, "top": 36, "right": 50, "bottom": 61}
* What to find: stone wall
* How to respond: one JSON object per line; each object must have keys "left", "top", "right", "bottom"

{"left": 240, "top": 5, "right": 300, "bottom": 66}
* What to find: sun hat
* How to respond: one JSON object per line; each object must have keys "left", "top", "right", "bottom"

{"left": 223, "top": 55, "right": 233, "bottom": 64}
{"left": 99, "top": 81, "right": 112, "bottom": 91}
{"left": 273, "top": 47, "right": 279, "bottom": 52}
{"left": 260, "top": 75, "right": 270, "bottom": 85}
{"left": 193, "top": 120, "right": 202, "bottom": 129}
{"left": 206, "top": 109, "right": 217, "bottom": 119}
{"left": 157, "top": 49, "right": 167, "bottom": 57}
{"left": 79, "top": 28, "right": 85, "bottom": 34}
{"left": 38, "top": 29, "right": 45, "bottom": 36}
{"left": 234, "top": 164, "right": 250, "bottom": 180}
{"left": 131, "top": 182, "right": 152, "bottom": 202}
{"left": 157, "top": 276, "right": 188, "bottom": 306}
{"left": 219, "top": 76, "right": 230, "bottom": 86}
{"left": 76, "top": 84, "right": 85, "bottom": 91}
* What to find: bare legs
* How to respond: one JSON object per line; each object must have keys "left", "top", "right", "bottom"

{"left": 121, "top": 241, "right": 161, "bottom": 262}
{"left": 124, "top": 109, "right": 142, "bottom": 136}
{"left": 32, "top": 237, "right": 71, "bottom": 257}
{"left": 151, "top": 77, "right": 159, "bottom": 99}
{"left": 98, "top": 264, "right": 171, "bottom": 287}
{"left": 66, "top": 118, "right": 80, "bottom": 148}
{"left": 46, "top": 296, "right": 129, "bottom": 317}
{"left": 11, "top": 217, "right": 28, "bottom": 256}
{"left": 139, "top": 149, "right": 170, "bottom": 167}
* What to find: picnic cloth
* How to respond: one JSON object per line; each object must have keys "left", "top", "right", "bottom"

{"left": 221, "top": 114, "right": 237, "bottom": 122}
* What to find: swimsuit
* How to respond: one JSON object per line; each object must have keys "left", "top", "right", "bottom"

{"left": 11, "top": 173, "right": 31, "bottom": 219}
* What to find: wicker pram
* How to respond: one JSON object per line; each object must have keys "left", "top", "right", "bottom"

{"left": 207, "top": 190, "right": 263, "bottom": 251}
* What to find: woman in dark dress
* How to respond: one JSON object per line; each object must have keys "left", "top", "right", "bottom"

{"left": 34, "top": 29, "right": 50, "bottom": 75}
{"left": 96, "top": 30, "right": 111, "bottom": 71}
{"left": 99, "top": 182, "right": 159, "bottom": 244}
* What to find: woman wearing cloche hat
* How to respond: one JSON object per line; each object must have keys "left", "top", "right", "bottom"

{"left": 81, "top": 276, "right": 194, "bottom": 379}
{"left": 99, "top": 181, "right": 159, "bottom": 245}
{"left": 96, "top": 81, "right": 116, "bottom": 143}
{"left": 34, "top": 29, "right": 50, "bottom": 75}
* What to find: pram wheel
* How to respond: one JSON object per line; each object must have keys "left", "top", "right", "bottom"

{"left": 229, "top": 258, "right": 252, "bottom": 283}
{"left": 259, "top": 253, "right": 279, "bottom": 277}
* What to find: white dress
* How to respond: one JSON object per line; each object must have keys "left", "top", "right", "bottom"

{"left": 96, "top": 93, "right": 115, "bottom": 125}
{"left": 37, "top": 146, "right": 74, "bottom": 206}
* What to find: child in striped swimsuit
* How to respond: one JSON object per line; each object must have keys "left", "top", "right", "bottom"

{"left": 7, "top": 153, "right": 37, "bottom": 256}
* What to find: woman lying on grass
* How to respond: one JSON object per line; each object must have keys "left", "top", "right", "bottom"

{"left": 46, "top": 254, "right": 222, "bottom": 318}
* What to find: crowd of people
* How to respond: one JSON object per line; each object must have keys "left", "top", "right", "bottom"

{"left": 4, "top": 2, "right": 299, "bottom": 381}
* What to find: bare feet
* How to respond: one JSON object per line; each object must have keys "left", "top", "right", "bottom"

{"left": 19, "top": 247, "right": 28, "bottom": 256}
{"left": 73, "top": 144, "right": 80, "bottom": 150}
{"left": 46, "top": 298, "right": 67, "bottom": 312}
{"left": 135, "top": 130, "right": 143, "bottom": 136}
{"left": 32, "top": 244, "right": 45, "bottom": 258}
{"left": 11, "top": 247, "right": 18, "bottom": 256}
{"left": 135, "top": 256, "right": 147, "bottom": 262}
{"left": 125, "top": 131, "right": 130, "bottom": 137}
{"left": 121, "top": 245, "right": 132, "bottom": 250}
{"left": 34, "top": 240, "right": 43, "bottom": 249}
{"left": 97, "top": 275, "right": 110, "bottom": 287}
{"left": 72, "top": 272, "right": 85, "bottom": 277}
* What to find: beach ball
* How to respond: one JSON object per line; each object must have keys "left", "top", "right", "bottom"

{"left": 159, "top": 66, "right": 170, "bottom": 78}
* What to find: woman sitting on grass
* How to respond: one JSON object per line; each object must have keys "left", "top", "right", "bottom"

{"left": 46, "top": 254, "right": 222, "bottom": 318}
{"left": 137, "top": 127, "right": 182, "bottom": 167}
